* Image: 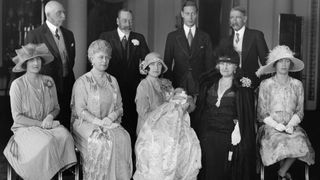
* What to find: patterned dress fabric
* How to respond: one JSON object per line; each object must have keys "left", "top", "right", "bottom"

{"left": 3, "top": 75, "right": 77, "bottom": 180}
{"left": 134, "top": 77, "right": 201, "bottom": 180}
{"left": 71, "top": 71, "right": 132, "bottom": 180}
{"left": 257, "top": 76, "right": 315, "bottom": 166}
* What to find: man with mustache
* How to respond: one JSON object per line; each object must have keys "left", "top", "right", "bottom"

{"left": 99, "top": 8, "right": 149, "bottom": 151}
{"left": 25, "top": 1, "right": 76, "bottom": 130}
{"left": 219, "top": 6, "right": 269, "bottom": 89}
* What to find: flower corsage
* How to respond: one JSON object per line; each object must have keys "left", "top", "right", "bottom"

{"left": 240, "top": 77, "right": 252, "bottom": 88}
{"left": 131, "top": 39, "right": 140, "bottom": 46}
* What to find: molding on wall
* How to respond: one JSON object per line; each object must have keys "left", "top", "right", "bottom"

{"left": 305, "top": 0, "right": 319, "bottom": 110}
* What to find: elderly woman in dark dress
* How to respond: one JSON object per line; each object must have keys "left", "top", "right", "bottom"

{"left": 195, "top": 46, "right": 256, "bottom": 180}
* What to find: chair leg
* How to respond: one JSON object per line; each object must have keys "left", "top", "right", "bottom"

{"left": 58, "top": 171, "right": 63, "bottom": 180}
{"left": 75, "top": 162, "right": 79, "bottom": 180}
{"left": 260, "top": 164, "right": 264, "bottom": 180}
{"left": 305, "top": 164, "right": 309, "bottom": 180}
{"left": 7, "top": 163, "right": 12, "bottom": 180}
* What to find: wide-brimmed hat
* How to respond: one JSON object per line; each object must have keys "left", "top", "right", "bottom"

{"left": 12, "top": 43, "right": 54, "bottom": 72}
{"left": 139, "top": 52, "right": 168, "bottom": 75}
{"left": 256, "top": 45, "right": 304, "bottom": 77}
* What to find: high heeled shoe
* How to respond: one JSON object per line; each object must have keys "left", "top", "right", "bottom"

{"left": 278, "top": 172, "right": 292, "bottom": 180}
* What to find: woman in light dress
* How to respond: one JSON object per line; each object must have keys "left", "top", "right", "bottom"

{"left": 134, "top": 52, "right": 201, "bottom": 180}
{"left": 256, "top": 45, "right": 315, "bottom": 180}
{"left": 3, "top": 43, "right": 77, "bottom": 180}
{"left": 71, "top": 39, "right": 132, "bottom": 180}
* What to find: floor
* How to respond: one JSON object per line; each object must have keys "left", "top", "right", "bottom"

{"left": 0, "top": 95, "right": 319, "bottom": 179}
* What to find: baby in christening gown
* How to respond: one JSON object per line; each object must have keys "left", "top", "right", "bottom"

{"left": 134, "top": 89, "right": 201, "bottom": 180}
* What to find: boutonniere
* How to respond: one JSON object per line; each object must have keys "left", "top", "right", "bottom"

{"left": 44, "top": 79, "right": 53, "bottom": 88}
{"left": 131, "top": 39, "right": 140, "bottom": 46}
{"left": 240, "top": 77, "right": 252, "bottom": 88}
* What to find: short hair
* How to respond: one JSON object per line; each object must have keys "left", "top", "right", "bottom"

{"left": 181, "top": 0, "right": 198, "bottom": 11}
{"left": 88, "top": 39, "right": 112, "bottom": 62}
{"left": 117, "top": 8, "right": 133, "bottom": 18}
{"left": 273, "top": 58, "right": 294, "bottom": 69}
{"left": 231, "top": 6, "right": 247, "bottom": 16}
{"left": 144, "top": 63, "right": 166, "bottom": 75}
{"left": 21, "top": 57, "right": 45, "bottom": 70}
{"left": 44, "top": 1, "right": 62, "bottom": 17}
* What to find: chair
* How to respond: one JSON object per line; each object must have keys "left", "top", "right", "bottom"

{"left": 260, "top": 160, "right": 309, "bottom": 180}
{"left": 6, "top": 148, "right": 81, "bottom": 180}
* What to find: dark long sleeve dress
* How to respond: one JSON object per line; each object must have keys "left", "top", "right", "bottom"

{"left": 195, "top": 70, "right": 256, "bottom": 180}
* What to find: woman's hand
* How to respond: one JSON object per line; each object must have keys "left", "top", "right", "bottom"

{"left": 285, "top": 126, "right": 294, "bottom": 134}
{"left": 41, "top": 114, "right": 54, "bottom": 129}
{"left": 231, "top": 121, "right": 241, "bottom": 145}
{"left": 275, "top": 123, "right": 286, "bottom": 132}
{"left": 101, "top": 117, "right": 113, "bottom": 127}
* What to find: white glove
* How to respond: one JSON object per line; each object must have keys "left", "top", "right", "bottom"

{"left": 287, "top": 114, "right": 301, "bottom": 127}
{"left": 41, "top": 114, "right": 54, "bottom": 129}
{"left": 52, "top": 120, "right": 60, "bottom": 128}
{"left": 285, "top": 126, "right": 294, "bottom": 134}
{"left": 92, "top": 117, "right": 103, "bottom": 126}
{"left": 231, "top": 122, "right": 241, "bottom": 145}
{"left": 275, "top": 123, "right": 286, "bottom": 132}
{"left": 101, "top": 117, "right": 113, "bottom": 126}
{"left": 103, "top": 123, "right": 120, "bottom": 130}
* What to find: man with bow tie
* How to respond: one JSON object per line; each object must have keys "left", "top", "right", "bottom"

{"left": 99, "top": 9, "right": 149, "bottom": 148}
{"left": 25, "top": 0, "right": 76, "bottom": 130}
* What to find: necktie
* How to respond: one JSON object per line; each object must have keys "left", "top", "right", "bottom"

{"left": 121, "top": 36, "right": 128, "bottom": 50}
{"left": 235, "top": 32, "right": 239, "bottom": 44}
{"left": 187, "top": 28, "right": 193, "bottom": 47}
{"left": 121, "top": 36, "right": 128, "bottom": 60}
{"left": 55, "top": 28, "right": 60, "bottom": 40}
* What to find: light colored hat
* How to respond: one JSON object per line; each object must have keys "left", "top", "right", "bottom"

{"left": 12, "top": 43, "right": 54, "bottom": 72}
{"left": 139, "top": 52, "right": 168, "bottom": 75}
{"left": 256, "top": 45, "right": 304, "bottom": 77}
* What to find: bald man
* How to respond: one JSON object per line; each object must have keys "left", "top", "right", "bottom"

{"left": 25, "top": 0, "right": 76, "bottom": 129}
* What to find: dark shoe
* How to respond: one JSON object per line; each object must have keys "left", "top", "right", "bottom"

{"left": 278, "top": 173, "right": 292, "bottom": 180}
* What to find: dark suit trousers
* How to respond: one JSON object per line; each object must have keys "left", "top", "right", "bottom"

{"left": 56, "top": 74, "right": 74, "bottom": 130}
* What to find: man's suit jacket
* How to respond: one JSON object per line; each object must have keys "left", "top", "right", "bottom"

{"left": 220, "top": 27, "right": 269, "bottom": 89}
{"left": 99, "top": 30, "right": 149, "bottom": 92}
{"left": 25, "top": 23, "right": 76, "bottom": 93}
{"left": 164, "top": 28, "right": 214, "bottom": 95}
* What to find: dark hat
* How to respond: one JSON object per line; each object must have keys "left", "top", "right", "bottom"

{"left": 216, "top": 44, "right": 240, "bottom": 65}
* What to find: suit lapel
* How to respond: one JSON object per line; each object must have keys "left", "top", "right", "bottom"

{"left": 241, "top": 28, "right": 253, "bottom": 62}
{"left": 176, "top": 29, "right": 191, "bottom": 57}
{"left": 128, "top": 33, "right": 137, "bottom": 61}
{"left": 42, "top": 24, "right": 60, "bottom": 58}
{"left": 111, "top": 30, "right": 124, "bottom": 60}
{"left": 190, "top": 28, "right": 200, "bottom": 56}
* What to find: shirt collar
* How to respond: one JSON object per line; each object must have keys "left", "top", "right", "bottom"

{"left": 117, "top": 27, "right": 130, "bottom": 40}
{"left": 183, "top": 24, "right": 196, "bottom": 37}
{"left": 46, "top": 20, "right": 59, "bottom": 35}
{"left": 234, "top": 26, "right": 246, "bottom": 37}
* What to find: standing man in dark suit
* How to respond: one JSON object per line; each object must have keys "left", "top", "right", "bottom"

{"left": 220, "top": 6, "right": 269, "bottom": 89}
{"left": 99, "top": 9, "right": 149, "bottom": 143}
{"left": 164, "top": 0, "right": 214, "bottom": 99}
{"left": 163, "top": 0, "right": 214, "bottom": 131}
{"left": 25, "top": 1, "right": 76, "bottom": 129}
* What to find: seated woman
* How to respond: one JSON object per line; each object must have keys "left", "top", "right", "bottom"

{"left": 3, "top": 43, "right": 77, "bottom": 180}
{"left": 256, "top": 45, "right": 315, "bottom": 180}
{"left": 195, "top": 46, "right": 256, "bottom": 180}
{"left": 134, "top": 52, "right": 201, "bottom": 180}
{"left": 71, "top": 39, "right": 132, "bottom": 180}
